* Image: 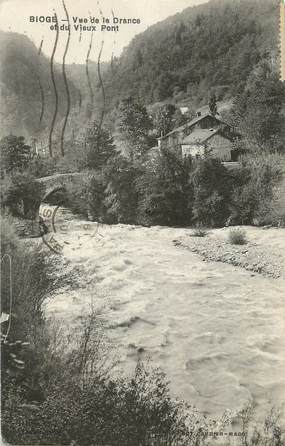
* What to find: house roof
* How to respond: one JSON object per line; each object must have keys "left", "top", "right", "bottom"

{"left": 158, "top": 113, "right": 227, "bottom": 140}
{"left": 181, "top": 128, "right": 232, "bottom": 145}
{"left": 181, "top": 128, "right": 219, "bottom": 144}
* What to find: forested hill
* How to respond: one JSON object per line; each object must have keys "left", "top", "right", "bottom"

{"left": 0, "top": 31, "right": 79, "bottom": 142}
{"left": 101, "top": 0, "right": 280, "bottom": 110}
{"left": 0, "top": 0, "right": 280, "bottom": 142}
{"left": 0, "top": 30, "right": 110, "bottom": 143}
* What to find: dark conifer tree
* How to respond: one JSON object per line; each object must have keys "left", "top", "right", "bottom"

{"left": 209, "top": 92, "right": 218, "bottom": 116}
{"left": 85, "top": 121, "right": 116, "bottom": 170}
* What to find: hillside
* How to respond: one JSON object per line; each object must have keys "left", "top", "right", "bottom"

{"left": 0, "top": 0, "right": 281, "bottom": 146}
{"left": 0, "top": 30, "right": 113, "bottom": 147}
{"left": 100, "top": 0, "right": 280, "bottom": 112}
{"left": 0, "top": 31, "right": 79, "bottom": 148}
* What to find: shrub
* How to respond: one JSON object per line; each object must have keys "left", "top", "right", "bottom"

{"left": 2, "top": 173, "right": 44, "bottom": 219}
{"left": 236, "top": 404, "right": 284, "bottom": 446}
{"left": 191, "top": 225, "right": 208, "bottom": 237}
{"left": 228, "top": 227, "right": 247, "bottom": 245}
{"left": 1, "top": 309, "right": 213, "bottom": 446}
{"left": 0, "top": 216, "right": 62, "bottom": 340}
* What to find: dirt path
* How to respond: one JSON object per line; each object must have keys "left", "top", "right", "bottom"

{"left": 45, "top": 224, "right": 285, "bottom": 421}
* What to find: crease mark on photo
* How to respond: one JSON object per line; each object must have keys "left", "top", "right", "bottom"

{"left": 49, "top": 11, "right": 60, "bottom": 158}
{"left": 60, "top": 0, "right": 71, "bottom": 157}
{"left": 35, "top": 38, "right": 45, "bottom": 123}
{"left": 38, "top": 37, "right": 44, "bottom": 56}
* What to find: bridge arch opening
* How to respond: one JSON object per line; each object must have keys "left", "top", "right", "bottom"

{"left": 42, "top": 186, "right": 68, "bottom": 206}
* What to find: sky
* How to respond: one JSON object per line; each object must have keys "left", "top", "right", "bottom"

{"left": 0, "top": 0, "right": 209, "bottom": 63}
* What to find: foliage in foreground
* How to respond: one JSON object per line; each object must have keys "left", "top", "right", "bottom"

{"left": 3, "top": 360, "right": 211, "bottom": 446}
{"left": 1, "top": 217, "right": 62, "bottom": 340}
{"left": 1, "top": 217, "right": 70, "bottom": 408}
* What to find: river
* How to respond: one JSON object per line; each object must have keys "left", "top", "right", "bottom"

{"left": 44, "top": 220, "right": 285, "bottom": 423}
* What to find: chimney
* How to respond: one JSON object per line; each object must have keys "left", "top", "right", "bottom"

{"left": 196, "top": 111, "right": 201, "bottom": 117}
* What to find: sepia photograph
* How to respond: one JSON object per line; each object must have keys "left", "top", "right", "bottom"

{"left": 0, "top": 0, "right": 285, "bottom": 444}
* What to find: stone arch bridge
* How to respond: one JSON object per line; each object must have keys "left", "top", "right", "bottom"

{"left": 36, "top": 172, "right": 88, "bottom": 202}
{"left": 13, "top": 173, "right": 89, "bottom": 238}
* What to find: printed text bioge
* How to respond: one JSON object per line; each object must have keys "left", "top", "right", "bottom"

{"left": 29, "top": 16, "right": 141, "bottom": 32}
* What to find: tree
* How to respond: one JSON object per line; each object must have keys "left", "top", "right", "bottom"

{"left": 0, "top": 135, "right": 32, "bottom": 173}
{"left": 229, "top": 152, "right": 283, "bottom": 225}
{"left": 174, "top": 22, "right": 186, "bottom": 46}
{"left": 153, "top": 72, "right": 174, "bottom": 101}
{"left": 3, "top": 173, "right": 44, "bottom": 219}
{"left": 133, "top": 49, "right": 143, "bottom": 70}
{"left": 231, "top": 62, "right": 285, "bottom": 147}
{"left": 136, "top": 149, "right": 193, "bottom": 226}
{"left": 117, "top": 97, "right": 153, "bottom": 161}
{"left": 154, "top": 104, "right": 176, "bottom": 137}
{"left": 192, "top": 157, "right": 232, "bottom": 227}
{"left": 209, "top": 92, "right": 218, "bottom": 116}
{"left": 85, "top": 121, "right": 116, "bottom": 170}
{"left": 102, "top": 155, "right": 142, "bottom": 224}
{"left": 87, "top": 174, "right": 108, "bottom": 222}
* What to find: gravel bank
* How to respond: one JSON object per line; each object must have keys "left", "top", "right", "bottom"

{"left": 174, "top": 227, "right": 285, "bottom": 279}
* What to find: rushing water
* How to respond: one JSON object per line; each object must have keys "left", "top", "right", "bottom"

{"left": 44, "top": 219, "right": 285, "bottom": 422}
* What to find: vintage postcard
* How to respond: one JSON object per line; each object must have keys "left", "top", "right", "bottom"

{"left": 0, "top": 0, "right": 285, "bottom": 445}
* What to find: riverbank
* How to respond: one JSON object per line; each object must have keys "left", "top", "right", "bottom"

{"left": 174, "top": 226, "right": 285, "bottom": 279}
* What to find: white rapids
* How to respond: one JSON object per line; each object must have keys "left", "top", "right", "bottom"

{"left": 44, "top": 221, "right": 285, "bottom": 422}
